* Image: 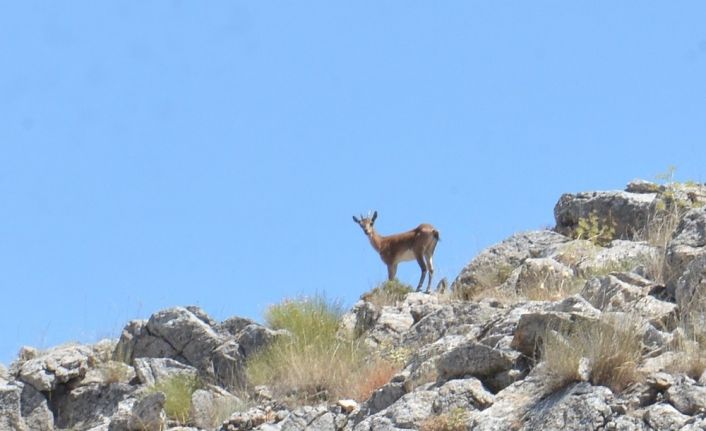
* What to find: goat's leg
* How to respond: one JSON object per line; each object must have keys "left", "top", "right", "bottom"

{"left": 387, "top": 263, "right": 398, "bottom": 281}
{"left": 425, "top": 255, "right": 434, "bottom": 293}
{"left": 416, "top": 256, "right": 427, "bottom": 292}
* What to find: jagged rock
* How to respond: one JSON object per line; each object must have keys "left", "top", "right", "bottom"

{"left": 0, "top": 364, "right": 7, "bottom": 383}
{"left": 190, "top": 388, "right": 242, "bottom": 430}
{"left": 665, "top": 377, "right": 706, "bottom": 415}
{"left": 134, "top": 357, "right": 198, "bottom": 386}
{"left": 468, "top": 366, "right": 553, "bottom": 430}
{"left": 431, "top": 378, "right": 494, "bottom": 413}
{"left": 360, "top": 379, "right": 408, "bottom": 417}
{"left": 145, "top": 307, "right": 224, "bottom": 372}
{"left": 626, "top": 179, "right": 664, "bottom": 194}
{"left": 436, "top": 341, "right": 520, "bottom": 382}
{"left": 81, "top": 360, "right": 136, "bottom": 386}
{"left": 17, "top": 344, "right": 94, "bottom": 392}
{"left": 54, "top": 382, "right": 133, "bottom": 430}
{"left": 221, "top": 406, "right": 283, "bottom": 431}
{"left": 502, "top": 258, "right": 575, "bottom": 298}
{"left": 20, "top": 383, "right": 53, "bottom": 431}
{"left": 402, "top": 301, "right": 502, "bottom": 347}
{"left": 235, "top": 324, "right": 284, "bottom": 358}
{"left": 354, "top": 390, "right": 435, "bottom": 430}
{"left": 337, "top": 399, "right": 359, "bottom": 414}
{"left": 665, "top": 207, "right": 706, "bottom": 289}
{"left": 277, "top": 405, "right": 332, "bottom": 431}
{"left": 581, "top": 275, "right": 676, "bottom": 328}
{"left": 519, "top": 382, "right": 613, "bottom": 431}
{"left": 510, "top": 311, "right": 596, "bottom": 357}
{"left": 128, "top": 392, "right": 166, "bottom": 431}
{"left": 577, "top": 240, "right": 659, "bottom": 277}
{"left": 212, "top": 340, "right": 247, "bottom": 391}
{"left": 114, "top": 320, "right": 177, "bottom": 363}
{"left": 0, "top": 383, "right": 26, "bottom": 431}
{"left": 604, "top": 415, "right": 649, "bottom": 431}
{"left": 554, "top": 190, "right": 657, "bottom": 240}
{"left": 451, "top": 230, "right": 570, "bottom": 297}
{"left": 642, "top": 403, "right": 689, "bottom": 430}
{"left": 674, "top": 254, "right": 706, "bottom": 314}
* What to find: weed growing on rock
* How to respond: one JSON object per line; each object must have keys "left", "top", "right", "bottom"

{"left": 147, "top": 373, "right": 202, "bottom": 424}
{"left": 420, "top": 407, "right": 469, "bottom": 431}
{"left": 362, "top": 279, "right": 414, "bottom": 307}
{"left": 574, "top": 210, "right": 616, "bottom": 247}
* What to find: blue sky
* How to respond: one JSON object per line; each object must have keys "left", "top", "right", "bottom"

{"left": 1, "top": 2, "right": 705, "bottom": 364}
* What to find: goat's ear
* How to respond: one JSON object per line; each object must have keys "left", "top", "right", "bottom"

{"left": 372, "top": 211, "right": 378, "bottom": 223}
{"left": 352, "top": 215, "right": 360, "bottom": 224}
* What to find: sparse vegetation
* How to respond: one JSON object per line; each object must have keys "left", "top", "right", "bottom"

{"left": 574, "top": 210, "right": 616, "bottom": 247}
{"left": 246, "top": 295, "right": 393, "bottom": 404}
{"left": 541, "top": 314, "right": 644, "bottom": 392}
{"left": 362, "top": 279, "right": 414, "bottom": 307}
{"left": 452, "top": 263, "right": 515, "bottom": 301}
{"left": 419, "top": 408, "right": 469, "bottom": 431}
{"left": 351, "top": 359, "right": 401, "bottom": 402}
{"left": 147, "top": 373, "right": 202, "bottom": 423}
{"left": 99, "top": 360, "right": 133, "bottom": 384}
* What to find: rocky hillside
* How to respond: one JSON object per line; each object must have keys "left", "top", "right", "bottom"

{"left": 3, "top": 179, "right": 706, "bottom": 431}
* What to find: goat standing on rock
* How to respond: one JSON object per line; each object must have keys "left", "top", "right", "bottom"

{"left": 353, "top": 211, "right": 440, "bottom": 293}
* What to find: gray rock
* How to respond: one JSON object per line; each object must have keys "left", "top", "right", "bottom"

{"left": 642, "top": 403, "right": 689, "bottom": 430}
{"left": 665, "top": 207, "right": 706, "bottom": 289}
{"left": 626, "top": 179, "right": 664, "bottom": 194}
{"left": 666, "top": 378, "right": 706, "bottom": 415}
{"left": 451, "top": 230, "right": 569, "bottom": 298}
{"left": 510, "top": 311, "right": 596, "bottom": 357}
{"left": 520, "top": 382, "right": 613, "bottom": 431}
{"left": 577, "top": 240, "right": 660, "bottom": 278}
{"left": 133, "top": 357, "right": 198, "bottom": 386}
{"left": 604, "top": 415, "right": 648, "bottom": 431}
{"left": 383, "top": 390, "right": 436, "bottom": 428}
{"left": 431, "top": 378, "right": 494, "bottom": 413}
{"left": 554, "top": 190, "right": 657, "bottom": 240}
{"left": 212, "top": 340, "right": 247, "bottom": 391}
{"left": 218, "top": 316, "right": 258, "bottom": 336}
{"left": 20, "top": 383, "right": 53, "bottom": 431}
{"left": 278, "top": 405, "right": 329, "bottom": 431}
{"left": 436, "top": 341, "right": 520, "bottom": 381}
{"left": 581, "top": 275, "right": 676, "bottom": 328}
{"left": 236, "top": 324, "right": 283, "bottom": 358}
{"left": 114, "top": 320, "right": 178, "bottom": 364}
{"left": 17, "top": 344, "right": 94, "bottom": 392}
{"left": 145, "top": 307, "right": 224, "bottom": 372}
{"left": 0, "top": 383, "right": 27, "bottom": 431}
{"left": 675, "top": 254, "right": 706, "bottom": 315}
{"left": 504, "top": 258, "right": 575, "bottom": 298}
{"left": 0, "top": 364, "right": 7, "bottom": 383}
{"left": 55, "top": 382, "right": 133, "bottom": 430}
{"left": 128, "top": 392, "right": 166, "bottom": 431}
{"left": 190, "top": 388, "right": 242, "bottom": 430}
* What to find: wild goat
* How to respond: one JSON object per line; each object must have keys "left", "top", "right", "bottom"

{"left": 353, "top": 211, "right": 439, "bottom": 292}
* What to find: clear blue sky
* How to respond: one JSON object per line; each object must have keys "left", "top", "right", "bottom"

{"left": 2, "top": 2, "right": 705, "bottom": 364}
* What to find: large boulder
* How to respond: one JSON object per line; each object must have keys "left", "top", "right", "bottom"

{"left": 451, "top": 230, "right": 570, "bottom": 298}
{"left": 554, "top": 190, "right": 657, "bottom": 240}
{"left": 436, "top": 341, "right": 520, "bottom": 382}
{"left": 54, "top": 382, "right": 133, "bottom": 430}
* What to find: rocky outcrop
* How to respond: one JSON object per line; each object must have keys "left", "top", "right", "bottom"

{"left": 4, "top": 180, "right": 706, "bottom": 431}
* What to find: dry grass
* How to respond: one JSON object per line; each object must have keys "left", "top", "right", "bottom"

{"left": 634, "top": 201, "right": 685, "bottom": 284}
{"left": 419, "top": 408, "right": 469, "bottom": 431}
{"left": 541, "top": 313, "right": 644, "bottom": 393}
{"left": 669, "top": 301, "right": 706, "bottom": 379}
{"left": 246, "top": 295, "right": 379, "bottom": 404}
{"left": 350, "top": 359, "right": 401, "bottom": 402}
{"left": 362, "top": 279, "right": 414, "bottom": 308}
{"left": 451, "top": 263, "right": 515, "bottom": 301}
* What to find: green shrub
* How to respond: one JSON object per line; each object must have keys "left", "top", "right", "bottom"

{"left": 147, "top": 373, "right": 201, "bottom": 423}
{"left": 574, "top": 210, "right": 616, "bottom": 247}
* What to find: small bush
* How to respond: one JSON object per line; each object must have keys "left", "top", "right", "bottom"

{"left": 147, "top": 374, "right": 201, "bottom": 424}
{"left": 363, "top": 279, "right": 414, "bottom": 307}
{"left": 541, "top": 314, "right": 644, "bottom": 392}
{"left": 574, "top": 210, "right": 616, "bottom": 247}
{"left": 350, "top": 359, "right": 401, "bottom": 402}
{"left": 99, "top": 360, "right": 133, "bottom": 384}
{"left": 420, "top": 408, "right": 469, "bottom": 431}
{"left": 246, "top": 295, "right": 371, "bottom": 404}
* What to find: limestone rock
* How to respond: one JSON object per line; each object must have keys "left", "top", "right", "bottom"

{"left": 674, "top": 254, "right": 706, "bottom": 314}
{"left": 20, "top": 383, "right": 53, "bottom": 431}
{"left": 451, "top": 230, "right": 569, "bottom": 298}
{"left": 0, "top": 383, "right": 26, "bottom": 431}
{"left": 520, "top": 382, "right": 613, "bottom": 431}
{"left": 431, "top": 378, "right": 494, "bottom": 413}
{"left": 436, "top": 341, "right": 520, "bottom": 381}
{"left": 17, "top": 344, "right": 94, "bottom": 392}
{"left": 642, "top": 403, "right": 689, "bottom": 430}
{"left": 554, "top": 190, "right": 657, "bottom": 240}
{"left": 665, "top": 378, "right": 706, "bottom": 415}
{"left": 54, "top": 382, "right": 133, "bottom": 430}
{"left": 665, "top": 207, "right": 706, "bottom": 289}
{"left": 128, "top": 392, "right": 166, "bottom": 431}
{"left": 190, "top": 388, "right": 242, "bottom": 430}
{"left": 133, "top": 357, "right": 198, "bottom": 386}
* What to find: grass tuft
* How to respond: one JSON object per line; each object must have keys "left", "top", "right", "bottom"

{"left": 541, "top": 313, "right": 644, "bottom": 393}
{"left": 247, "top": 294, "right": 385, "bottom": 404}
{"left": 362, "top": 279, "right": 414, "bottom": 307}
{"left": 147, "top": 373, "right": 201, "bottom": 424}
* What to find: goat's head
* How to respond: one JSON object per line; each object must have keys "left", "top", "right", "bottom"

{"left": 352, "top": 211, "right": 378, "bottom": 236}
